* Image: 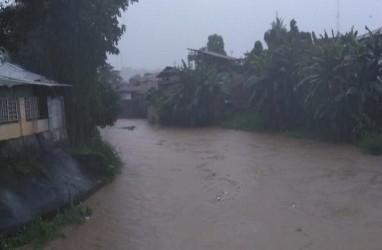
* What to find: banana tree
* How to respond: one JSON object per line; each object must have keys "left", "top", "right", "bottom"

{"left": 157, "top": 62, "right": 227, "bottom": 127}
{"left": 295, "top": 29, "right": 382, "bottom": 141}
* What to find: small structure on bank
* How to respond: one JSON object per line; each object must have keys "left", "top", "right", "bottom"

{"left": 115, "top": 73, "right": 159, "bottom": 118}
{"left": 0, "top": 62, "right": 70, "bottom": 155}
{"left": 357, "top": 26, "right": 382, "bottom": 40}
{"left": 0, "top": 63, "right": 109, "bottom": 234}
{"left": 156, "top": 66, "right": 180, "bottom": 91}
{"left": 187, "top": 48, "right": 243, "bottom": 72}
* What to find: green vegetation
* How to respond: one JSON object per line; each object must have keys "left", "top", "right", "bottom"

{"left": 285, "top": 130, "right": 318, "bottom": 140}
{"left": 0, "top": 2, "right": 124, "bottom": 247}
{"left": 67, "top": 131, "right": 123, "bottom": 182}
{"left": 358, "top": 133, "right": 382, "bottom": 155}
{"left": 0, "top": 204, "right": 92, "bottom": 250}
{"left": 0, "top": 0, "right": 137, "bottom": 145}
{"left": 220, "top": 114, "right": 265, "bottom": 132}
{"left": 156, "top": 62, "right": 227, "bottom": 127}
{"left": 6, "top": 156, "right": 48, "bottom": 178}
{"left": 152, "top": 20, "right": 382, "bottom": 155}
{"left": 207, "top": 34, "right": 227, "bottom": 55}
{"left": 243, "top": 18, "right": 382, "bottom": 148}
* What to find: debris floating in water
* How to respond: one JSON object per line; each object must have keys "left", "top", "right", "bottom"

{"left": 120, "top": 126, "right": 136, "bottom": 130}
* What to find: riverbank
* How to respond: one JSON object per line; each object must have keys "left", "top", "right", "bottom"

{"left": 0, "top": 132, "right": 122, "bottom": 248}
{"left": 0, "top": 148, "right": 106, "bottom": 233}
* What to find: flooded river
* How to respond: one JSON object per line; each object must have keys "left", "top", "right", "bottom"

{"left": 47, "top": 119, "right": 382, "bottom": 250}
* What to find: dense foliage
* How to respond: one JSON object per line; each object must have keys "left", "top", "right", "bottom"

{"left": 245, "top": 19, "right": 312, "bottom": 131}
{"left": 245, "top": 19, "right": 382, "bottom": 143}
{"left": 155, "top": 62, "right": 227, "bottom": 127}
{"left": 0, "top": 0, "right": 137, "bottom": 144}
{"left": 207, "top": 34, "right": 227, "bottom": 55}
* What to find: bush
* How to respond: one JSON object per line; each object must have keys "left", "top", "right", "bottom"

{"left": 67, "top": 130, "right": 122, "bottom": 182}
{"left": 286, "top": 129, "right": 318, "bottom": 140}
{"left": 6, "top": 156, "right": 49, "bottom": 178}
{"left": 0, "top": 205, "right": 92, "bottom": 250}
{"left": 220, "top": 113, "right": 265, "bottom": 132}
{"left": 358, "top": 133, "right": 382, "bottom": 155}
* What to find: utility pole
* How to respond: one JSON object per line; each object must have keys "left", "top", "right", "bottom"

{"left": 336, "top": 0, "right": 340, "bottom": 33}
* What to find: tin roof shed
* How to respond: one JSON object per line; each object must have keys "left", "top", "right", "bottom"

{"left": 0, "top": 62, "right": 71, "bottom": 88}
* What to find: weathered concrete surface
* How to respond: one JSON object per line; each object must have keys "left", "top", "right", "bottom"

{"left": 0, "top": 149, "right": 105, "bottom": 234}
{"left": 47, "top": 119, "right": 382, "bottom": 250}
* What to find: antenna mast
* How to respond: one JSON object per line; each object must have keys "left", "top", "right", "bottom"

{"left": 336, "top": 0, "right": 340, "bottom": 33}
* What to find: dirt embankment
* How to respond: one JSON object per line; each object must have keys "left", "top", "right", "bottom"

{"left": 47, "top": 119, "right": 382, "bottom": 250}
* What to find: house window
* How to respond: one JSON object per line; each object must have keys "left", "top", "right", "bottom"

{"left": 25, "top": 96, "right": 40, "bottom": 120}
{"left": 0, "top": 97, "right": 19, "bottom": 124}
{"left": 38, "top": 96, "right": 48, "bottom": 119}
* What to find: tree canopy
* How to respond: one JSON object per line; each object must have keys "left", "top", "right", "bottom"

{"left": 207, "top": 34, "right": 227, "bottom": 55}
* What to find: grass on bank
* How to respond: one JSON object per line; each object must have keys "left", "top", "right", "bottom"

{"left": 66, "top": 132, "right": 123, "bottom": 182}
{"left": 0, "top": 132, "right": 121, "bottom": 249}
{"left": 285, "top": 129, "right": 319, "bottom": 140}
{"left": 358, "top": 133, "right": 382, "bottom": 155}
{"left": 6, "top": 156, "right": 49, "bottom": 178}
{"left": 220, "top": 113, "right": 266, "bottom": 132}
{"left": 0, "top": 204, "right": 92, "bottom": 250}
{"left": 221, "top": 114, "right": 382, "bottom": 156}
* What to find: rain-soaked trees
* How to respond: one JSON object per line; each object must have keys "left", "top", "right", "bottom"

{"left": 207, "top": 34, "right": 227, "bottom": 55}
{"left": 0, "top": 0, "right": 138, "bottom": 144}
{"left": 245, "top": 18, "right": 382, "bottom": 142}
{"left": 245, "top": 19, "right": 312, "bottom": 130}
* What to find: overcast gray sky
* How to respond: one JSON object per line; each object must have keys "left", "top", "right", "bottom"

{"left": 108, "top": 0, "right": 382, "bottom": 70}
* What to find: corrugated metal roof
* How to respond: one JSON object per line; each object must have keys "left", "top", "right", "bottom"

{"left": 157, "top": 66, "right": 178, "bottom": 78}
{"left": 187, "top": 48, "right": 239, "bottom": 61}
{"left": 357, "top": 27, "right": 382, "bottom": 40}
{"left": 0, "top": 62, "right": 71, "bottom": 88}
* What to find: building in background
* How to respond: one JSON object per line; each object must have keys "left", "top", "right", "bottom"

{"left": 156, "top": 66, "right": 180, "bottom": 91}
{"left": 187, "top": 48, "right": 243, "bottom": 72}
{"left": 357, "top": 26, "right": 382, "bottom": 40}
{"left": 114, "top": 72, "right": 159, "bottom": 118}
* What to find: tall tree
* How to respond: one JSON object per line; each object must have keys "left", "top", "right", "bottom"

{"left": 246, "top": 19, "right": 312, "bottom": 130}
{"left": 207, "top": 34, "right": 227, "bottom": 55}
{"left": 251, "top": 41, "right": 263, "bottom": 56}
{"left": 0, "top": 0, "right": 138, "bottom": 144}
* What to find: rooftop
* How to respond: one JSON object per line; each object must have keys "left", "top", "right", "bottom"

{"left": 187, "top": 48, "right": 239, "bottom": 61}
{"left": 357, "top": 26, "right": 382, "bottom": 40}
{"left": 0, "top": 62, "right": 71, "bottom": 88}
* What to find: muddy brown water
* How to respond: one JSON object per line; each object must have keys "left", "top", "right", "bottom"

{"left": 46, "top": 119, "right": 382, "bottom": 250}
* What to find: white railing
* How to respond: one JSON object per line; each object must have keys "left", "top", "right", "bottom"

{"left": 0, "top": 97, "right": 19, "bottom": 124}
